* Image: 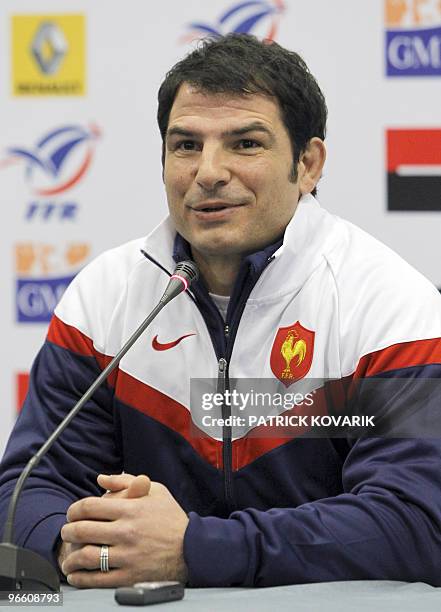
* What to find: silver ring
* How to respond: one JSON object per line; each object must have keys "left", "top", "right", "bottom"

{"left": 100, "top": 545, "right": 110, "bottom": 572}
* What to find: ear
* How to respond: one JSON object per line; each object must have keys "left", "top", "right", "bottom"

{"left": 161, "top": 143, "right": 166, "bottom": 183}
{"left": 298, "top": 138, "right": 326, "bottom": 195}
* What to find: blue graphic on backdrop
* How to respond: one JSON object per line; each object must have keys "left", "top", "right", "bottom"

{"left": 15, "top": 243, "right": 90, "bottom": 323}
{"left": 181, "top": 0, "right": 285, "bottom": 43}
{"left": 385, "top": 0, "right": 441, "bottom": 77}
{"left": 16, "top": 275, "right": 75, "bottom": 323}
{"left": 4, "top": 124, "right": 100, "bottom": 196}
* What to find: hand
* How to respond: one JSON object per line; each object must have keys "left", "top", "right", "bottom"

{"left": 59, "top": 477, "right": 189, "bottom": 588}
{"left": 57, "top": 473, "right": 150, "bottom": 575}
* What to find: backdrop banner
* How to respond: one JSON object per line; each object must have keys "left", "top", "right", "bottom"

{"left": 1, "top": 0, "right": 440, "bottom": 453}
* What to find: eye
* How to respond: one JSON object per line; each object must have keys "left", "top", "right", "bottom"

{"left": 177, "top": 140, "right": 197, "bottom": 151}
{"left": 236, "top": 139, "right": 261, "bottom": 150}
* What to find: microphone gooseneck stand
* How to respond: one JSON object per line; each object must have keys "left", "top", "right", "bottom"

{"left": 0, "top": 261, "right": 198, "bottom": 593}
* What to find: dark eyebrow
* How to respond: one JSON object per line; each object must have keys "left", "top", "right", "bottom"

{"left": 166, "top": 127, "right": 195, "bottom": 140}
{"left": 166, "top": 122, "right": 275, "bottom": 142}
{"left": 226, "top": 122, "right": 274, "bottom": 140}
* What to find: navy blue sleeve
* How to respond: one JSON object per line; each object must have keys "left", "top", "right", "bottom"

{"left": 0, "top": 337, "right": 122, "bottom": 568}
{"left": 183, "top": 365, "right": 441, "bottom": 587}
{"left": 184, "top": 435, "right": 441, "bottom": 587}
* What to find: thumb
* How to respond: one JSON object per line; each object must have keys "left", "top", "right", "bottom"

{"left": 126, "top": 474, "right": 151, "bottom": 498}
{"left": 97, "top": 473, "right": 136, "bottom": 492}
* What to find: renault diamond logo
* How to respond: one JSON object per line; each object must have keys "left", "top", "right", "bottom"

{"left": 31, "top": 22, "right": 68, "bottom": 75}
{"left": 12, "top": 14, "right": 85, "bottom": 96}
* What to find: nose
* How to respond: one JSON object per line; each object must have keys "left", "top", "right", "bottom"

{"left": 194, "top": 144, "right": 231, "bottom": 191}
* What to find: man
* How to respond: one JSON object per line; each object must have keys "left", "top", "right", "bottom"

{"left": 1, "top": 34, "right": 441, "bottom": 588}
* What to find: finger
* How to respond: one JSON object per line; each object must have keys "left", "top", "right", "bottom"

{"left": 66, "top": 496, "right": 127, "bottom": 522}
{"left": 97, "top": 473, "right": 136, "bottom": 492}
{"left": 67, "top": 568, "right": 131, "bottom": 589}
{"left": 61, "top": 520, "right": 121, "bottom": 546}
{"left": 62, "top": 544, "right": 123, "bottom": 574}
{"left": 101, "top": 476, "right": 150, "bottom": 499}
{"left": 126, "top": 475, "right": 151, "bottom": 498}
{"left": 57, "top": 541, "right": 81, "bottom": 569}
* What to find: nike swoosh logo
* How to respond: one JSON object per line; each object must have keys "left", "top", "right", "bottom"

{"left": 152, "top": 333, "right": 196, "bottom": 351}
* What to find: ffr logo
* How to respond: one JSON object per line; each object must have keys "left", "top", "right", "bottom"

{"left": 25, "top": 202, "right": 78, "bottom": 220}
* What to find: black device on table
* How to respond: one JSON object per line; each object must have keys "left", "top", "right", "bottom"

{"left": 115, "top": 581, "right": 184, "bottom": 606}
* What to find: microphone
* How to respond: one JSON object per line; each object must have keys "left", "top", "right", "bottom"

{"left": 0, "top": 260, "right": 198, "bottom": 593}
{"left": 160, "top": 261, "right": 199, "bottom": 304}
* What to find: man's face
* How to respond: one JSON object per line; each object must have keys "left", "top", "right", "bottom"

{"left": 164, "top": 84, "right": 301, "bottom": 260}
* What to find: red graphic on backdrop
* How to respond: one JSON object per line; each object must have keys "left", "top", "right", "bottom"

{"left": 387, "top": 129, "right": 441, "bottom": 211}
{"left": 16, "top": 372, "right": 30, "bottom": 412}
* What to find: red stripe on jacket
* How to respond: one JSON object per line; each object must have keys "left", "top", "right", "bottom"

{"left": 47, "top": 315, "right": 116, "bottom": 386}
{"left": 354, "top": 337, "right": 441, "bottom": 378}
{"left": 46, "top": 316, "right": 441, "bottom": 470}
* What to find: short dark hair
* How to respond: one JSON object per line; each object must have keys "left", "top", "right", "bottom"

{"left": 157, "top": 33, "right": 327, "bottom": 195}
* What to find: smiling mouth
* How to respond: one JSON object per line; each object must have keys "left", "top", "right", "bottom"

{"left": 190, "top": 202, "right": 244, "bottom": 213}
{"left": 197, "top": 205, "right": 229, "bottom": 212}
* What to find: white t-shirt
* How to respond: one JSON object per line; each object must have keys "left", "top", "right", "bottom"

{"left": 209, "top": 293, "right": 230, "bottom": 321}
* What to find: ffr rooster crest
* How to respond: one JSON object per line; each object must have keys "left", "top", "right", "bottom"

{"left": 270, "top": 322, "right": 315, "bottom": 387}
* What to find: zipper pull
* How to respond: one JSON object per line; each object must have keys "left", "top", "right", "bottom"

{"left": 218, "top": 357, "right": 227, "bottom": 376}
{"left": 217, "top": 358, "right": 227, "bottom": 393}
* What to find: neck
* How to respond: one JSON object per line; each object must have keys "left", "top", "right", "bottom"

{"left": 191, "top": 250, "right": 241, "bottom": 296}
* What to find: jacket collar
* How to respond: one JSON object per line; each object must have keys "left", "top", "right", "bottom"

{"left": 172, "top": 229, "right": 282, "bottom": 284}
{"left": 141, "top": 194, "right": 338, "bottom": 301}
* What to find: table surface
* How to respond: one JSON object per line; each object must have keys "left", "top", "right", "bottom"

{"left": 5, "top": 581, "right": 441, "bottom": 611}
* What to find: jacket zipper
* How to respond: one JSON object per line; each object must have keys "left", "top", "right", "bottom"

{"left": 218, "top": 357, "right": 232, "bottom": 506}
{"left": 141, "top": 248, "right": 276, "bottom": 513}
{"left": 218, "top": 326, "right": 234, "bottom": 511}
